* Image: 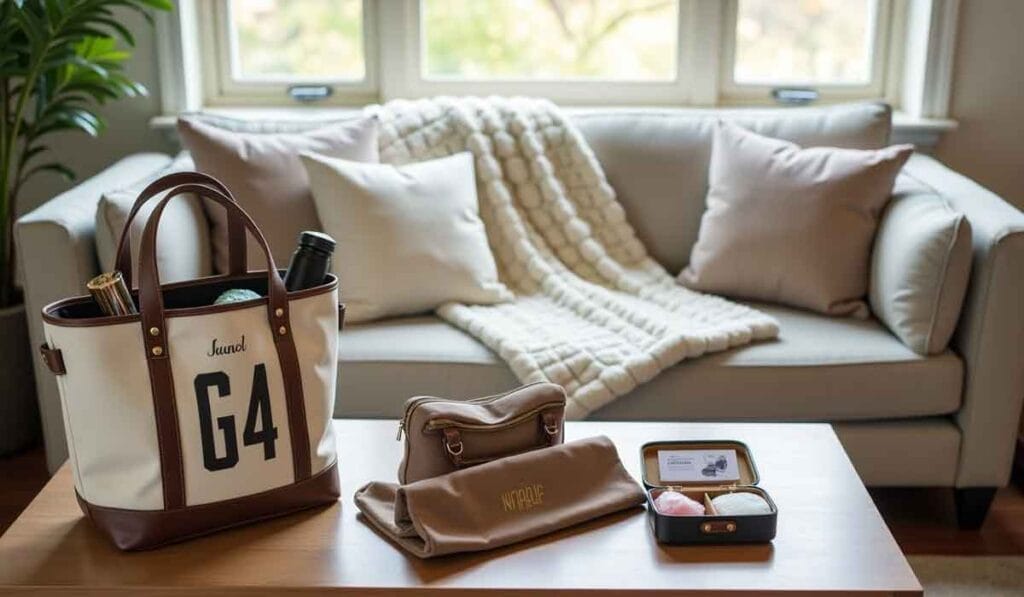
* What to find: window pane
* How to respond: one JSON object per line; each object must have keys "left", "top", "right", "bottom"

{"left": 423, "top": 0, "right": 678, "bottom": 81}
{"left": 229, "top": 0, "right": 364, "bottom": 81}
{"left": 733, "top": 0, "right": 875, "bottom": 85}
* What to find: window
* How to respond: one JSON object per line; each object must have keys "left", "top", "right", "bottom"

{"left": 200, "top": 0, "right": 377, "bottom": 105}
{"left": 721, "top": 0, "right": 893, "bottom": 101}
{"left": 194, "top": 0, "right": 903, "bottom": 107}
{"left": 229, "top": 0, "right": 366, "bottom": 82}
{"left": 421, "top": 0, "right": 678, "bottom": 81}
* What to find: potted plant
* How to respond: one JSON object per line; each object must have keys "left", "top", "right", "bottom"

{"left": 0, "top": 0, "right": 171, "bottom": 454}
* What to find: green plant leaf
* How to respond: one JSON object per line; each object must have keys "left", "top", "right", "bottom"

{"left": 19, "top": 144, "right": 50, "bottom": 166}
{"left": 92, "top": 17, "right": 135, "bottom": 46}
{"left": 69, "top": 54, "right": 110, "bottom": 79}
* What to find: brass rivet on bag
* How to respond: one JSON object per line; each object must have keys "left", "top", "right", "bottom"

{"left": 149, "top": 327, "right": 160, "bottom": 336}
{"left": 278, "top": 326, "right": 287, "bottom": 335}
{"left": 151, "top": 346, "right": 163, "bottom": 356}
{"left": 275, "top": 308, "right": 284, "bottom": 317}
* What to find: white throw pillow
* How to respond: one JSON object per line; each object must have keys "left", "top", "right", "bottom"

{"left": 300, "top": 151, "right": 513, "bottom": 323}
{"left": 95, "top": 152, "right": 213, "bottom": 286}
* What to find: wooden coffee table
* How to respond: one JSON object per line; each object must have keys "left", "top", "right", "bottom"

{"left": 0, "top": 420, "right": 921, "bottom": 595}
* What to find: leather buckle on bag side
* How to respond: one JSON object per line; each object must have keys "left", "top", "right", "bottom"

{"left": 40, "top": 343, "right": 66, "bottom": 375}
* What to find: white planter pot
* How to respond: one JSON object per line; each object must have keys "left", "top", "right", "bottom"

{"left": 0, "top": 303, "right": 39, "bottom": 455}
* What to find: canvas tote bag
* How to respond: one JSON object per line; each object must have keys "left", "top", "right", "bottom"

{"left": 39, "top": 172, "right": 342, "bottom": 550}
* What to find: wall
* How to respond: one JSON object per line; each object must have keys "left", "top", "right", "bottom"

{"left": 935, "top": 0, "right": 1024, "bottom": 209}
{"left": 16, "top": 9, "right": 172, "bottom": 216}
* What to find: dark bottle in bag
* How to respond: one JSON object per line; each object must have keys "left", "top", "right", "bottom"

{"left": 283, "top": 231, "right": 336, "bottom": 291}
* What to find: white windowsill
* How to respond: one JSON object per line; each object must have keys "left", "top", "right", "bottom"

{"left": 150, "top": 107, "right": 957, "bottom": 148}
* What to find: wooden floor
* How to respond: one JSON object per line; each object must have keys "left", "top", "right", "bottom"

{"left": 0, "top": 445, "right": 48, "bottom": 537}
{"left": 2, "top": 445, "right": 1023, "bottom": 556}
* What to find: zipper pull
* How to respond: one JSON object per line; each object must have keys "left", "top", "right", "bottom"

{"left": 396, "top": 419, "right": 405, "bottom": 441}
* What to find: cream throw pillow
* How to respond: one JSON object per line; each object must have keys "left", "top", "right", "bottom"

{"left": 95, "top": 152, "right": 212, "bottom": 286}
{"left": 177, "top": 116, "right": 379, "bottom": 273}
{"left": 300, "top": 151, "right": 513, "bottom": 323}
{"left": 679, "top": 122, "right": 913, "bottom": 317}
{"left": 870, "top": 177, "right": 972, "bottom": 355}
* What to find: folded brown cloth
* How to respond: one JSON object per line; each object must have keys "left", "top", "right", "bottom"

{"left": 354, "top": 435, "right": 645, "bottom": 558}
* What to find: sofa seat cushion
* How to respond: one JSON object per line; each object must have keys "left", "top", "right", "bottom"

{"left": 336, "top": 316, "right": 520, "bottom": 418}
{"left": 336, "top": 304, "right": 962, "bottom": 421}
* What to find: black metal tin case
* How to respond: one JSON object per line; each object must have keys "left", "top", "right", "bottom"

{"left": 641, "top": 440, "right": 777, "bottom": 544}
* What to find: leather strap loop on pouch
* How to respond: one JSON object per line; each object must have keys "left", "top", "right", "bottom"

{"left": 135, "top": 183, "right": 311, "bottom": 509}
{"left": 113, "top": 171, "right": 248, "bottom": 287}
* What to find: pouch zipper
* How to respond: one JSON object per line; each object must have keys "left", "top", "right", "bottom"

{"left": 395, "top": 381, "right": 547, "bottom": 441}
{"left": 423, "top": 401, "right": 565, "bottom": 434}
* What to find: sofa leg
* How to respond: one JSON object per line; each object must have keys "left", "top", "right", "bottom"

{"left": 955, "top": 487, "right": 997, "bottom": 529}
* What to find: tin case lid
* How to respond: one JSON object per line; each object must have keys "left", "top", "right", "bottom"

{"left": 640, "top": 440, "right": 760, "bottom": 489}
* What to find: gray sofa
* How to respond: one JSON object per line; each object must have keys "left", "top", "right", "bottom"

{"left": 17, "top": 103, "right": 1024, "bottom": 527}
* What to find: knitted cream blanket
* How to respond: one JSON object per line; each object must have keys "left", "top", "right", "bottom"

{"left": 369, "top": 97, "right": 778, "bottom": 418}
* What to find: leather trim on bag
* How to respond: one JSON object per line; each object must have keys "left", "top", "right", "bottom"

{"left": 146, "top": 354, "right": 186, "bottom": 510}
{"left": 39, "top": 343, "right": 66, "bottom": 375}
{"left": 270, "top": 293, "right": 312, "bottom": 482}
{"left": 76, "top": 461, "right": 340, "bottom": 551}
{"left": 41, "top": 273, "right": 338, "bottom": 327}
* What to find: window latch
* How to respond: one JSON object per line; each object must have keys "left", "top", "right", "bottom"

{"left": 288, "top": 85, "right": 334, "bottom": 103}
{"left": 771, "top": 88, "right": 819, "bottom": 105}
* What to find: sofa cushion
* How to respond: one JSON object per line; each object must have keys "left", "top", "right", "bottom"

{"left": 95, "top": 152, "right": 213, "bottom": 286}
{"left": 678, "top": 122, "right": 912, "bottom": 317}
{"left": 337, "top": 317, "right": 519, "bottom": 418}
{"left": 572, "top": 102, "right": 893, "bottom": 273}
{"left": 302, "top": 151, "right": 511, "bottom": 323}
{"left": 178, "top": 116, "right": 379, "bottom": 273}
{"left": 869, "top": 174, "right": 973, "bottom": 355}
{"left": 336, "top": 302, "right": 962, "bottom": 421}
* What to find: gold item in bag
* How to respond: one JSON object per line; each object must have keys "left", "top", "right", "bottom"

{"left": 87, "top": 271, "right": 137, "bottom": 316}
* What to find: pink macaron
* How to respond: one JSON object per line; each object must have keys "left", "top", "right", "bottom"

{"left": 653, "top": 490, "right": 705, "bottom": 516}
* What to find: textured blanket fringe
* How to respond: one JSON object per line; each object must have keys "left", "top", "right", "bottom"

{"left": 368, "top": 97, "right": 778, "bottom": 418}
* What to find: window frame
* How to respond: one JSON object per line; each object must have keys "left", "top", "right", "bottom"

{"left": 194, "top": 0, "right": 905, "bottom": 108}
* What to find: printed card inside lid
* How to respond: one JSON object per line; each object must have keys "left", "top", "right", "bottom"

{"left": 641, "top": 440, "right": 759, "bottom": 488}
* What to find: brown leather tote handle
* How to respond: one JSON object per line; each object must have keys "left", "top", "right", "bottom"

{"left": 134, "top": 184, "right": 311, "bottom": 510}
{"left": 136, "top": 184, "right": 288, "bottom": 338}
{"left": 113, "top": 171, "right": 248, "bottom": 288}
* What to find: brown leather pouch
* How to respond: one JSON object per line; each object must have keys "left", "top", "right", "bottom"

{"left": 355, "top": 436, "right": 645, "bottom": 558}
{"left": 396, "top": 382, "right": 567, "bottom": 484}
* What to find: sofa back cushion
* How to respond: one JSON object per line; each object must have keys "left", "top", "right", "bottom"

{"left": 870, "top": 174, "right": 973, "bottom": 354}
{"left": 178, "top": 115, "right": 379, "bottom": 273}
{"left": 95, "top": 152, "right": 213, "bottom": 286}
{"left": 572, "top": 102, "right": 893, "bottom": 274}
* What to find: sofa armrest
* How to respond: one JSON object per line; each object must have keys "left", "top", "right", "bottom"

{"left": 15, "top": 153, "right": 172, "bottom": 473}
{"left": 901, "top": 154, "right": 1024, "bottom": 487}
